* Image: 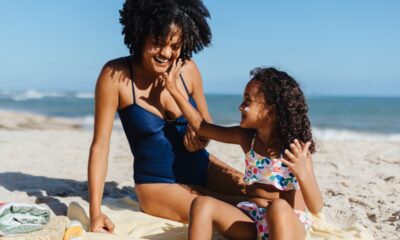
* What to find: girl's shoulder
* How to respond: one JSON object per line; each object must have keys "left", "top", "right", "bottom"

{"left": 239, "top": 129, "right": 257, "bottom": 152}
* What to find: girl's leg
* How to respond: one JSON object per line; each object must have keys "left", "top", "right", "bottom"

{"left": 189, "top": 196, "right": 256, "bottom": 240}
{"left": 265, "top": 199, "right": 306, "bottom": 240}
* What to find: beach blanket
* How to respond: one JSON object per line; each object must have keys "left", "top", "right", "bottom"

{"left": 67, "top": 197, "right": 375, "bottom": 240}
{"left": 0, "top": 202, "right": 50, "bottom": 236}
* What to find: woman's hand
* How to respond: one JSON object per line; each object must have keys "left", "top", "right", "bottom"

{"left": 90, "top": 212, "right": 115, "bottom": 233}
{"left": 281, "top": 139, "right": 311, "bottom": 181}
{"left": 184, "top": 125, "right": 210, "bottom": 152}
{"left": 162, "top": 59, "right": 184, "bottom": 94}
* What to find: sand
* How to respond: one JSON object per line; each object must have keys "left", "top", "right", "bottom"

{"left": 0, "top": 110, "right": 399, "bottom": 239}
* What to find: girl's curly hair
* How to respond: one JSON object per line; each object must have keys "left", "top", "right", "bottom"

{"left": 251, "top": 67, "right": 316, "bottom": 153}
{"left": 119, "top": 0, "right": 211, "bottom": 60}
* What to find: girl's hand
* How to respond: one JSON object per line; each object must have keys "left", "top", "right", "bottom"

{"left": 183, "top": 125, "right": 210, "bottom": 152}
{"left": 281, "top": 139, "right": 311, "bottom": 181}
{"left": 162, "top": 59, "right": 184, "bottom": 94}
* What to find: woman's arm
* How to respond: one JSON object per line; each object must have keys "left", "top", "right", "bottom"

{"left": 88, "top": 61, "right": 119, "bottom": 232}
{"left": 181, "top": 60, "right": 212, "bottom": 151}
{"left": 182, "top": 60, "right": 212, "bottom": 123}
{"left": 164, "top": 60, "right": 244, "bottom": 145}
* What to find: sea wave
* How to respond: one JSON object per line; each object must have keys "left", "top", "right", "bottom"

{"left": 75, "top": 119, "right": 400, "bottom": 141}
{"left": 219, "top": 122, "right": 400, "bottom": 141}
{"left": 75, "top": 92, "right": 94, "bottom": 99}
{"left": 313, "top": 128, "right": 400, "bottom": 141}
{"left": 1, "top": 90, "right": 68, "bottom": 101}
{"left": 0, "top": 90, "right": 95, "bottom": 101}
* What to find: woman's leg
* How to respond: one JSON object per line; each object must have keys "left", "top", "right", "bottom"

{"left": 189, "top": 196, "right": 256, "bottom": 240}
{"left": 135, "top": 183, "right": 201, "bottom": 223}
{"left": 266, "top": 199, "right": 306, "bottom": 240}
{"left": 134, "top": 154, "right": 246, "bottom": 223}
{"left": 205, "top": 154, "right": 246, "bottom": 196}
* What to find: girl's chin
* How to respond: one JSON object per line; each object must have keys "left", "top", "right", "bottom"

{"left": 240, "top": 121, "right": 254, "bottom": 129}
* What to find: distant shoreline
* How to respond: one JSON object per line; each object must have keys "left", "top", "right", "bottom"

{"left": 1, "top": 109, "right": 400, "bottom": 142}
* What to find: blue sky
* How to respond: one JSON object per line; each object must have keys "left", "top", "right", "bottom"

{"left": 0, "top": 1, "right": 399, "bottom": 96}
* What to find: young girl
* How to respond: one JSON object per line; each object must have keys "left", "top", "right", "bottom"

{"left": 162, "top": 60, "right": 323, "bottom": 240}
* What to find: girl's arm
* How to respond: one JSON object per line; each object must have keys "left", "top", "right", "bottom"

{"left": 88, "top": 61, "right": 119, "bottom": 232}
{"left": 281, "top": 140, "right": 323, "bottom": 215}
{"left": 163, "top": 60, "right": 244, "bottom": 145}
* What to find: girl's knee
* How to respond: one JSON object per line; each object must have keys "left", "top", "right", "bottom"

{"left": 190, "top": 196, "right": 217, "bottom": 215}
{"left": 266, "top": 199, "right": 292, "bottom": 220}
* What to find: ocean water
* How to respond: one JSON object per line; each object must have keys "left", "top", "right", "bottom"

{"left": 1, "top": 90, "right": 400, "bottom": 140}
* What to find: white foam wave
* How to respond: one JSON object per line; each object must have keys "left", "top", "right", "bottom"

{"left": 13, "top": 90, "right": 44, "bottom": 101}
{"left": 222, "top": 123, "right": 400, "bottom": 141}
{"left": 75, "top": 92, "right": 94, "bottom": 99}
{"left": 313, "top": 128, "right": 400, "bottom": 141}
{"left": 9, "top": 90, "right": 68, "bottom": 101}
{"left": 44, "top": 91, "right": 67, "bottom": 97}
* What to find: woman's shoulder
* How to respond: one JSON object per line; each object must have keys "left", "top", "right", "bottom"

{"left": 102, "top": 56, "right": 130, "bottom": 74}
{"left": 182, "top": 59, "right": 201, "bottom": 77}
{"left": 95, "top": 57, "right": 131, "bottom": 99}
{"left": 98, "top": 57, "right": 130, "bottom": 84}
{"left": 181, "top": 59, "right": 202, "bottom": 91}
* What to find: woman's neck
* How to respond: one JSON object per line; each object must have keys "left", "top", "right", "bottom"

{"left": 134, "top": 61, "right": 161, "bottom": 86}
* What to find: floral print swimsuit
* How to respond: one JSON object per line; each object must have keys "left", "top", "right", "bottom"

{"left": 237, "top": 135, "right": 313, "bottom": 240}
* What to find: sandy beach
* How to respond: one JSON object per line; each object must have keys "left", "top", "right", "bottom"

{"left": 0, "top": 110, "right": 399, "bottom": 239}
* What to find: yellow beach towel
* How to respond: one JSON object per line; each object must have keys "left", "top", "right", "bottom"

{"left": 67, "top": 197, "right": 374, "bottom": 240}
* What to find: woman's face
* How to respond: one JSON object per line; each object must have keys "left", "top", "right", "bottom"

{"left": 141, "top": 24, "right": 183, "bottom": 75}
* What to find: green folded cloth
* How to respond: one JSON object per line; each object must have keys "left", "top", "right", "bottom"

{"left": 0, "top": 202, "right": 50, "bottom": 235}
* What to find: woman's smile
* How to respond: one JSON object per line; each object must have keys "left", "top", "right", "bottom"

{"left": 154, "top": 55, "right": 171, "bottom": 65}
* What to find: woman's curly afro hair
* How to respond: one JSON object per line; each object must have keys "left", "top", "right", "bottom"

{"left": 119, "top": 0, "right": 211, "bottom": 60}
{"left": 250, "top": 67, "right": 316, "bottom": 153}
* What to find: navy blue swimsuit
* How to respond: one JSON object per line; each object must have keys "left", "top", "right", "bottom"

{"left": 118, "top": 58, "right": 210, "bottom": 186}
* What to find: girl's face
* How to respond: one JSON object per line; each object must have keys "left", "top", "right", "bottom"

{"left": 141, "top": 24, "right": 183, "bottom": 75}
{"left": 239, "top": 81, "right": 273, "bottom": 129}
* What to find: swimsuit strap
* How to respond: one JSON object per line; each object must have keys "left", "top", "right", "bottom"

{"left": 250, "top": 134, "right": 256, "bottom": 150}
{"left": 277, "top": 148, "right": 287, "bottom": 167}
{"left": 279, "top": 147, "right": 285, "bottom": 159}
{"left": 126, "top": 56, "right": 136, "bottom": 103}
{"left": 179, "top": 74, "right": 190, "bottom": 95}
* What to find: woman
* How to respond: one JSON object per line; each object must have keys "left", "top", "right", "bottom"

{"left": 88, "top": 0, "right": 247, "bottom": 233}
